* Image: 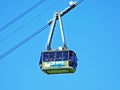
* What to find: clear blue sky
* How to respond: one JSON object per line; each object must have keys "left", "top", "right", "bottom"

{"left": 0, "top": 0, "right": 120, "bottom": 90}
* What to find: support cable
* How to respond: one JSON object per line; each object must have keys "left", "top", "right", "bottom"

{"left": 78, "top": 0, "right": 84, "bottom": 4}
{"left": 0, "top": 0, "right": 61, "bottom": 42}
{"left": 0, "top": 24, "right": 49, "bottom": 60}
{"left": 0, "top": 0, "right": 46, "bottom": 33}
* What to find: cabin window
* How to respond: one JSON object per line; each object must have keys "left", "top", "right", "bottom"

{"left": 43, "top": 52, "right": 49, "bottom": 62}
{"left": 41, "top": 51, "right": 75, "bottom": 62}
{"left": 56, "top": 51, "right": 62, "bottom": 61}
{"left": 49, "top": 52, "right": 55, "bottom": 61}
{"left": 63, "top": 51, "right": 68, "bottom": 60}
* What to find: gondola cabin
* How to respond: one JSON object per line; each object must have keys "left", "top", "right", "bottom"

{"left": 39, "top": 2, "right": 79, "bottom": 74}
{"left": 39, "top": 49, "right": 77, "bottom": 74}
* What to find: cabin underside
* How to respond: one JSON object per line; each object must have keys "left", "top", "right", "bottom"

{"left": 42, "top": 67, "right": 75, "bottom": 74}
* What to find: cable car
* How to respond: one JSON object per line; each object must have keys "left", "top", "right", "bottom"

{"left": 40, "top": 48, "right": 77, "bottom": 74}
{"left": 39, "top": 1, "right": 78, "bottom": 74}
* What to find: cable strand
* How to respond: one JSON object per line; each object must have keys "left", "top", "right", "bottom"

{"left": 0, "top": 24, "right": 49, "bottom": 60}
{"left": 0, "top": 0, "right": 46, "bottom": 33}
{"left": 0, "top": 0, "right": 60, "bottom": 42}
{"left": 77, "top": 0, "right": 84, "bottom": 5}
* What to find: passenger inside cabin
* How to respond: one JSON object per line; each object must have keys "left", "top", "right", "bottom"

{"left": 63, "top": 51, "right": 68, "bottom": 60}
{"left": 43, "top": 53, "right": 49, "bottom": 62}
{"left": 56, "top": 51, "right": 62, "bottom": 61}
{"left": 48, "top": 52, "right": 55, "bottom": 61}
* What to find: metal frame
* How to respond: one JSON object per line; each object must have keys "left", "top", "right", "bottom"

{"left": 46, "top": 12, "right": 68, "bottom": 51}
{"left": 46, "top": 1, "right": 78, "bottom": 51}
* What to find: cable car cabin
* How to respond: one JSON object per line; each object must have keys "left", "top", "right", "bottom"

{"left": 39, "top": 50, "right": 77, "bottom": 74}
{"left": 39, "top": 3, "right": 79, "bottom": 74}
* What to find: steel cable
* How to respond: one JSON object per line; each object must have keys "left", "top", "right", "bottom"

{"left": 0, "top": 0, "right": 46, "bottom": 33}
{"left": 0, "top": 24, "right": 49, "bottom": 60}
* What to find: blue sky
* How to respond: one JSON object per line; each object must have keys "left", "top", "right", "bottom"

{"left": 0, "top": 0, "right": 120, "bottom": 90}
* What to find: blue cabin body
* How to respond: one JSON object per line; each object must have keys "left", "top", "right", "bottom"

{"left": 39, "top": 50, "right": 77, "bottom": 74}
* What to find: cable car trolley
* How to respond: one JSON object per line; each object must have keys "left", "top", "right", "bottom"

{"left": 39, "top": 1, "right": 79, "bottom": 74}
